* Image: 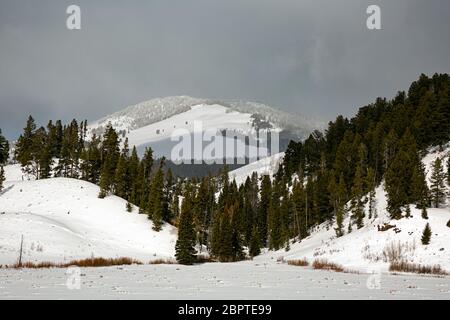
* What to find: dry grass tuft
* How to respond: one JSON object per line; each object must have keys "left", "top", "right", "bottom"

{"left": 9, "top": 257, "right": 143, "bottom": 269}
{"left": 389, "top": 261, "right": 449, "bottom": 275}
{"left": 287, "top": 258, "right": 309, "bottom": 267}
{"left": 312, "top": 259, "right": 345, "bottom": 272}
{"left": 149, "top": 258, "right": 176, "bottom": 265}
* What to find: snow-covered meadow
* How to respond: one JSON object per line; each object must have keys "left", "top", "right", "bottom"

{"left": 0, "top": 146, "right": 449, "bottom": 300}
{"left": 1, "top": 261, "right": 449, "bottom": 300}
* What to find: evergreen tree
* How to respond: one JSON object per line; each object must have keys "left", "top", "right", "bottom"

{"left": 147, "top": 159, "right": 166, "bottom": 231}
{"left": 405, "top": 205, "right": 411, "bottom": 218}
{"left": 98, "top": 125, "right": 120, "bottom": 198}
{"left": 0, "top": 166, "right": 5, "bottom": 192}
{"left": 137, "top": 148, "right": 154, "bottom": 212}
{"left": 429, "top": 157, "right": 447, "bottom": 208}
{"left": 334, "top": 173, "right": 347, "bottom": 236}
{"left": 34, "top": 127, "right": 53, "bottom": 179}
{"left": 258, "top": 175, "right": 271, "bottom": 246}
{"left": 0, "top": 129, "right": 9, "bottom": 165}
{"left": 15, "top": 115, "right": 36, "bottom": 176}
{"left": 350, "top": 162, "right": 365, "bottom": 229}
{"left": 80, "top": 134, "right": 102, "bottom": 183}
{"left": 447, "top": 153, "right": 450, "bottom": 186}
{"left": 366, "top": 167, "right": 377, "bottom": 219}
{"left": 114, "top": 138, "right": 130, "bottom": 199}
{"left": 421, "top": 223, "right": 431, "bottom": 245}
{"left": 175, "top": 194, "right": 197, "bottom": 265}
{"left": 411, "top": 161, "right": 429, "bottom": 208}
{"left": 291, "top": 176, "right": 307, "bottom": 240}
{"left": 249, "top": 226, "right": 261, "bottom": 257}
{"left": 421, "top": 207, "right": 429, "bottom": 220}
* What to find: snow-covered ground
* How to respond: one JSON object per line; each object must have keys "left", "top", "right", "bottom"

{"left": 229, "top": 153, "right": 284, "bottom": 185}
{"left": 263, "top": 145, "right": 450, "bottom": 273}
{"left": 0, "top": 166, "right": 177, "bottom": 266}
{"left": 0, "top": 261, "right": 449, "bottom": 299}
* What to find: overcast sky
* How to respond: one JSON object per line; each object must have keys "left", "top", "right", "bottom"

{"left": 1, "top": 0, "right": 449, "bottom": 139}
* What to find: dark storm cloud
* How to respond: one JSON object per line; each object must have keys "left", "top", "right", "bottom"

{"left": 0, "top": 0, "right": 449, "bottom": 139}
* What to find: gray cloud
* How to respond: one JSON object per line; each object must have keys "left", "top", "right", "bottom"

{"left": 1, "top": 0, "right": 449, "bottom": 139}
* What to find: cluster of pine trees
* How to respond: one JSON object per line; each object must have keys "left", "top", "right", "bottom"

{"left": 14, "top": 116, "right": 88, "bottom": 179}
{"left": 283, "top": 73, "right": 450, "bottom": 234}
{"left": 6, "top": 73, "right": 450, "bottom": 264}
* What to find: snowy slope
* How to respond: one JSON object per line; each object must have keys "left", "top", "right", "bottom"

{"left": 258, "top": 145, "right": 450, "bottom": 273}
{"left": 0, "top": 166, "right": 177, "bottom": 265}
{"left": 88, "top": 96, "right": 317, "bottom": 158}
{"left": 229, "top": 153, "right": 284, "bottom": 185}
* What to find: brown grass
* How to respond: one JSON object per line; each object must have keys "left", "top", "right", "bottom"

{"left": 9, "top": 257, "right": 143, "bottom": 269}
{"left": 389, "top": 261, "right": 449, "bottom": 275}
{"left": 287, "top": 258, "right": 309, "bottom": 267}
{"left": 149, "top": 258, "right": 176, "bottom": 265}
{"left": 312, "top": 259, "right": 349, "bottom": 273}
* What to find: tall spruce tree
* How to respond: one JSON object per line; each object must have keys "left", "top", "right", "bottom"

{"left": 258, "top": 175, "right": 271, "bottom": 246}
{"left": 329, "top": 173, "right": 347, "bottom": 237}
{"left": 447, "top": 153, "right": 450, "bottom": 186}
{"left": 350, "top": 162, "right": 365, "bottom": 229}
{"left": 366, "top": 167, "right": 377, "bottom": 219}
{"left": 249, "top": 226, "right": 261, "bottom": 257}
{"left": 0, "top": 129, "right": 9, "bottom": 165}
{"left": 98, "top": 125, "right": 120, "bottom": 198}
{"left": 147, "top": 159, "right": 166, "bottom": 231}
{"left": 430, "top": 157, "right": 447, "bottom": 208}
{"left": 411, "top": 161, "right": 429, "bottom": 208}
{"left": 0, "top": 166, "right": 5, "bottom": 192}
{"left": 15, "top": 115, "right": 36, "bottom": 176}
{"left": 175, "top": 193, "right": 197, "bottom": 265}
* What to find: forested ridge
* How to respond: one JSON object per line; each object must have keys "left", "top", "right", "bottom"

{"left": 1, "top": 73, "right": 449, "bottom": 264}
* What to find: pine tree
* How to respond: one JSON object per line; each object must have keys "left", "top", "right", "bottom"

{"left": 258, "top": 175, "right": 271, "bottom": 246}
{"left": 148, "top": 159, "right": 166, "bottom": 231}
{"left": 175, "top": 194, "right": 197, "bottom": 265}
{"left": 329, "top": 172, "right": 346, "bottom": 237}
{"left": 0, "top": 129, "right": 9, "bottom": 165}
{"left": 0, "top": 166, "right": 5, "bottom": 192}
{"left": 429, "top": 157, "right": 447, "bottom": 208}
{"left": 15, "top": 115, "right": 36, "bottom": 176}
{"left": 366, "top": 168, "right": 377, "bottom": 219}
{"left": 411, "top": 161, "right": 429, "bottom": 208}
{"left": 249, "top": 226, "right": 261, "bottom": 257}
{"left": 351, "top": 163, "right": 365, "bottom": 229}
{"left": 137, "top": 148, "right": 154, "bottom": 212}
{"left": 126, "top": 201, "right": 133, "bottom": 212}
{"left": 447, "top": 153, "right": 450, "bottom": 186}
{"left": 405, "top": 205, "right": 411, "bottom": 218}
{"left": 98, "top": 125, "right": 120, "bottom": 198}
{"left": 421, "top": 207, "right": 428, "bottom": 220}
{"left": 421, "top": 223, "right": 431, "bottom": 245}
{"left": 291, "top": 177, "right": 307, "bottom": 240}
{"left": 80, "top": 134, "right": 102, "bottom": 184}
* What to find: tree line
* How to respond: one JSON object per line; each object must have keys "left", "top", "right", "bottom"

{"left": 3, "top": 73, "right": 450, "bottom": 264}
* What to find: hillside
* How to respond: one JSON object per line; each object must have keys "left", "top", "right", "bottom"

{"left": 228, "top": 152, "right": 284, "bottom": 185}
{"left": 0, "top": 166, "right": 177, "bottom": 265}
{"left": 88, "top": 96, "right": 318, "bottom": 158}
{"left": 261, "top": 145, "right": 450, "bottom": 273}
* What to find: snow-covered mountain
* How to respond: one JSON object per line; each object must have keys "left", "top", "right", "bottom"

{"left": 0, "top": 166, "right": 177, "bottom": 265}
{"left": 88, "top": 96, "right": 319, "bottom": 160}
